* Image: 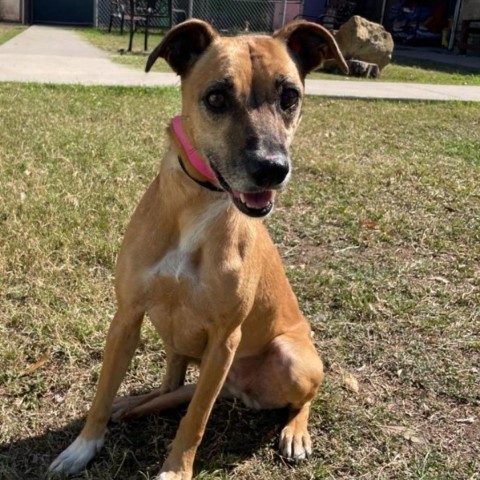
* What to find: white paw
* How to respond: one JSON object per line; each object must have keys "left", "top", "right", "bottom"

{"left": 154, "top": 468, "right": 191, "bottom": 480}
{"left": 49, "top": 435, "right": 104, "bottom": 475}
{"left": 279, "top": 427, "right": 312, "bottom": 462}
{"left": 155, "top": 472, "right": 183, "bottom": 480}
{"left": 156, "top": 474, "right": 171, "bottom": 480}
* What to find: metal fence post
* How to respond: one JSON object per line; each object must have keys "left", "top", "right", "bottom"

{"left": 281, "top": 0, "right": 288, "bottom": 27}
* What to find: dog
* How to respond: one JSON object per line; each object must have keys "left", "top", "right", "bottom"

{"left": 49, "top": 19, "right": 348, "bottom": 480}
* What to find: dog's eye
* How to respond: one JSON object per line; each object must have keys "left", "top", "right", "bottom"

{"left": 205, "top": 91, "right": 227, "bottom": 111}
{"left": 280, "top": 88, "right": 299, "bottom": 110}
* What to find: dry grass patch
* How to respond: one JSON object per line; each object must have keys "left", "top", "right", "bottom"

{"left": 0, "top": 83, "right": 479, "bottom": 479}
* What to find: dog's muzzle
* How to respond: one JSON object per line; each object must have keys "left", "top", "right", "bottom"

{"left": 245, "top": 154, "right": 290, "bottom": 190}
{"left": 213, "top": 154, "right": 290, "bottom": 218}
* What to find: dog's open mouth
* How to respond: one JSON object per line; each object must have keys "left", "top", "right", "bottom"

{"left": 211, "top": 165, "right": 276, "bottom": 218}
{"left": 231, "top": 190, "right": 276, "bottom": 217}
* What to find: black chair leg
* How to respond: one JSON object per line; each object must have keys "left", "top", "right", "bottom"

{"left": 128, "top": 0, "right": 135, "bottom": 51}
{"left": 128, "top": 28, "right": 134, "bottom": 51}
{"left": 144, "top": 16, "right": 150, "bottom": 50}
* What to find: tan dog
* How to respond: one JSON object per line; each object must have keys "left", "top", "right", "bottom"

{"left": 49, "top": 20, "right": 347, "bottom": 479}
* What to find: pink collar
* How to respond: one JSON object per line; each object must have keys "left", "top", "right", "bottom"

{"left": 171, "top": 116, "right": 217, "bottom": 183}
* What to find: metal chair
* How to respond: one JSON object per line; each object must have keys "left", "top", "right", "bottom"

{"left": 108, "top": 0, "right": 128, "bottom": 34}
{"left": 126, "top": 0, "right": 172, "bottom": 51}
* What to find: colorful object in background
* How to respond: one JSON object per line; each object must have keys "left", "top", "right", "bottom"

{"left": 389, "top": 0, "right": 449, "bottom": 45}
{"left": 442, "top": 18, "right": 453, "bottom": 48}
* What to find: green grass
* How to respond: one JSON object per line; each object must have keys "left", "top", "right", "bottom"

{"left": 0, "top": 22, "right": 26, "bottom": 46}
{"left": 380, "top": 57, "right": 480, "bottom": 85}
{"left": 78, "top": 28, "right": 170, "bottom": 72}
{"left": 77, "top": 27, "right": 480, "bottom": 85}
{"left": 310, "top": 58, "right": 480, "bottom": 85}
{"left": 0, "top": 83, "right": 479, "bottom": 480}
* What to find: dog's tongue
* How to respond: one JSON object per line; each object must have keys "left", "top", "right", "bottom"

{"left": 245, "top": 191, "right": 274, "bottom": 208}
{"left": 234, "top": 190, "right": 274, "bottom": 209}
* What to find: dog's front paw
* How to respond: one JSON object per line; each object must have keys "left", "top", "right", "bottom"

{"left": 49, "top": 435, "right": 104, "bottom": 475}
{"left": 155, "top": 470, "right": 191, "bottom": 480}
{"left": 155, "top": 459, "right": 193, "bottom": 480}
{"left": 279, "top": 425, "right": 312, "bottom": 462}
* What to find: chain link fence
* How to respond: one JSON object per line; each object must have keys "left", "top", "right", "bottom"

{"left": 97, "top": 0, "right": 303, "bottom": 34}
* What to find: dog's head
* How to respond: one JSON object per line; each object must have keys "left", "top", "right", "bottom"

{"left": 147, "top": 20, "right": 347, "bottom": 217}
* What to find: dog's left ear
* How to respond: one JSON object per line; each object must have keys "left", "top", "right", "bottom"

{"left": 274, "top": 21, "right": 348, "bottom": 77}
{"left": 146, "top": 19, "right": 218, "bottom": 75}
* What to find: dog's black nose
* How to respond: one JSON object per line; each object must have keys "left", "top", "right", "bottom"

{"left": 245, "top": 154, "right": 290, "bottom": 189}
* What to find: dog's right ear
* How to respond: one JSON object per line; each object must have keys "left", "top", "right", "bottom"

{"left": 146, "top": 20, "right": 218, "bottom": 76}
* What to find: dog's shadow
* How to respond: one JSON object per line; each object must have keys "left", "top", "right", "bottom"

{"left": 1, "top": 399, "right": 287, "bottom": 479}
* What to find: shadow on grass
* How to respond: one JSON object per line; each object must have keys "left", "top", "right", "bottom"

{"left": 0, "top": 399, "right": 287, "bottom": 479}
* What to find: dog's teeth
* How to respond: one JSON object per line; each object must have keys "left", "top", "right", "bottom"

{"left": 240, "top": 193, "right": 246, "bottom": 204}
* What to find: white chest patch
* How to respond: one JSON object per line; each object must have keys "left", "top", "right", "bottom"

{"left": 154, "top": 249, "right": 195, "bottom": 281}
{"left": 148, "top": 199, "right": 228, "bottom": 282}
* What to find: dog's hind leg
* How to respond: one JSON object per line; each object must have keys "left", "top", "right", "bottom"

{"left": 113, "top": 383, "right": 234, "bottom": 421}
{"left": 272, "top": 331, "right": 324, "bottom": 462}
{"left": 49, "top": 307, "right": 144, "bottom": 475}
{"left": 230, "top": 328, "right": 323, "bottom": 462}
{"left": 161, "top": 346, "right": 190, "bottom": 393}
{"left": 118, "top": 384, "right": 197, "bottom": 420}
{"left": 112, "top": 347, "right": 190, "bottom": 421}
{"left": 279, "top": 401, "right": 314, "bottom": 461}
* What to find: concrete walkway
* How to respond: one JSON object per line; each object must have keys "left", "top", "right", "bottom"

{"left": 1, "top": 25, "right": 480, "bottom": 101}
{"left": 0, "top": 26, "right": 180, "bottom": 87}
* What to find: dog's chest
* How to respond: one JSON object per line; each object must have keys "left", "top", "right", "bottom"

{"left": 149, "top": 199, "right": 227, "bottom": 282}
{"left": 152, "top": 248, "right": 197, "bottom": 282}
{"left": 144, "top": 200, "right": 230, "bottom": 357}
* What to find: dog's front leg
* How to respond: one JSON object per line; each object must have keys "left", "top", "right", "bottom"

{"left": 157, "top": 327, "right": 242, "bottom": 480}
{"left": 49, "top": 308, "right": 144, "bottom": 475}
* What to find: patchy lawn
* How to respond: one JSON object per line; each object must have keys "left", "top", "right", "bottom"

{"left": 0, "top": 23, "right": 26, "bottom": 46}
{"left": 0, "top": 83, "right": 479, "bottom": 480}
{"left": 77, "top": 27, "right": 480, "bottom": 85}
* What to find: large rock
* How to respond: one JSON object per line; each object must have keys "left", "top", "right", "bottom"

{"left": 334, "top": 15, "right": 394, "bottom": 71}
